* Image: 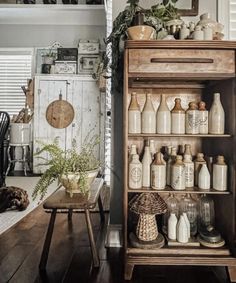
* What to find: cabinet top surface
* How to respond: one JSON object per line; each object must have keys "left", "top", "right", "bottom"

{"left": 125, "top": 40, "right": 236, "bottom": 50}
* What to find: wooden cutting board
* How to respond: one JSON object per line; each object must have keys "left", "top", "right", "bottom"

{"left": 46, "top": 94, "right": 74, "bottom": 129}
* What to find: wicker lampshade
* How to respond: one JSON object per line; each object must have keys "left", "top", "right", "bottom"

{"left": 129, "top": 193, "right": 167, "bottom": 215}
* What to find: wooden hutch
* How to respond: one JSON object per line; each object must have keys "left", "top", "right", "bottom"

{"left": 123, "top": 41, "right": 236, "bottom": 281}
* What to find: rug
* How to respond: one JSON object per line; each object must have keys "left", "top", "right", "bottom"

{"left": 0, "top": 176, "right": 58, "bottom": 235}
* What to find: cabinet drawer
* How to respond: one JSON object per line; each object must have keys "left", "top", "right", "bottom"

{"left": 128, "top": 49, "right": 235, "bottom": 76}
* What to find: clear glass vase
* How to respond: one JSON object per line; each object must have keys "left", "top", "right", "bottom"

{"left": 198, "top": 194, "right": 215, "bottom": 232}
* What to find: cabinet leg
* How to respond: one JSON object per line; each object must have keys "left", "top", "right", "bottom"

{"left": 227, "top": 266, "right": 236, "bottom": 282}
{"left": 124, "top": 263, "right": 134, "bottom": 280}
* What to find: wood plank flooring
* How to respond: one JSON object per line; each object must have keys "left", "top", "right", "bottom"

{"left": 0, "top": 205, "right": 231, "bottom": 283}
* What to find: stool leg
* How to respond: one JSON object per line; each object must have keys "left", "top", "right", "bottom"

{"left": 22, "top": 146, "right": 27, "bottom": 176}
{"left": 98, "top": 195, "right": 105, "bottom": 223}
{"left": 39, "top": 209, "right": 57, "bottom": 271}
{"left": 5, "top": 145, "right": 12, "bottom": 176}
{"left": 84, "top": 208, "right": 100, "bottom": 268}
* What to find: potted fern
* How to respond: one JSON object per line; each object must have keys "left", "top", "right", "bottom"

{"left": 32, "top": 135, "right": 100, "bottom": 201}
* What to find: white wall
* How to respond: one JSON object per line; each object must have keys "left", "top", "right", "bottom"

{"left": 0, "top": 25, "right": 105, "bottom": 48}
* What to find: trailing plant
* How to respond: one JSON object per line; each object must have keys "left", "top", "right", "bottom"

{"left": 98, "top": 0, "right": 180, "bottom": 91}
{"left": 32, "top": 134, "right": 100, "bottom": 201}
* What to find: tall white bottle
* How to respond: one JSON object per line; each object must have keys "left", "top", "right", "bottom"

{"left": 142, "top": 146, "right": 152, "bottom": 187}
{"left": 171, "top": 98, "right": 185, "bottom": 134}
{"left": 182, "top": 212, "right": 190, "bottom": 239}
{"left": 141, "top": 93, "right": 156, "bottom": 134}
{"left": 168, "top": 213, "right": 178, "bottom": 240}
{"left": 156, "top": 94, "right": 171, "bottom": 134}
{"left": 171, "top": 155, "right": 186, "bottom": 190}
{"left": 129, "top": 154, "right": 142, "bottom": 189}
{"left": 198, "top": 164, "right": 210, "bottom": 190}
{"left": 213, "top": 156, "right": 227, "bottom": 191}
{"left": 128, "top": 92, "right": 141, "bottom": 134}
{"left": 177, "top": 215, "right": 188, "bottom": 243}
{"left": 209, "top": 92, "right": 225, "bottom": 134}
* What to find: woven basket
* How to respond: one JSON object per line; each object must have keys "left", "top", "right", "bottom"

{"left": 136, "top": 213, "right": 158, "bottom": 242}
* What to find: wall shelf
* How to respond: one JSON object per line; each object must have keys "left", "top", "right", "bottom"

{"left": 128, "top": 133, "right": 232, "bottom": 138}
{"left": 0, "top": 4, "right": 106, "bottom": 25}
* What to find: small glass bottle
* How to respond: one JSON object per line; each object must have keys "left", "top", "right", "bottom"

{"left": 194, "top": 153, "right": 206, "bottom": 186}
{"left": 171, "top": 155, "right": 186, "bottom": 190}
{"left": 151, "top": 152, "right": 166, "bottom": 190}
{"left": 213, "top": 155, "right": 227, "bottom": 191}
{"left": 171, "top": 98, "right": 185, "bottom": 134}
{"left": 156, "top": 94, "right": 171, "bottom": 134}
{"left": 162, "top": 193, "right": 179, "bottom": 234}
{"left": 198, "top": 164, "right": 210, "bottom": 190}
{"left": 141, "top": 93, "right": 156, "bottom": 134}
{"left": 198, "top": 101, "right": 208, "bottom": 134}
{"left": 209, "top": 93, "right": 225, "bottom": 134}
{"left": 141, "top": 145, "right": 152, "bottom": 187}
{"left": 128, "top": 92, "right": 141, "bottom": 134}
{"left": 129, "top": 154, "right": 142, "bottom": 189}
{"left": 185, "top": 102, "right": 199, "bottom": 134}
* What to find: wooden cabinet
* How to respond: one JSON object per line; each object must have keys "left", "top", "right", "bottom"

{"left": 123, "top": 41, "right": 236, "bottom": 281}
{"left": 33, "top": 75, "right": 105, "bottom": 173}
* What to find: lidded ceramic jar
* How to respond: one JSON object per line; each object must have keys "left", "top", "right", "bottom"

{"left": 194, "top": 153, "right": 206, "bottom": 186}
{"left": 128, "top": 92, "right": 141, "bottom": 134}
{"left": 171, "top": 98, "right": 185, "bottom": 134}
{"left": 213, "top": 155, "right": 227, "bottom": 191}
{"left": 171, "top": 155, "right": 186, "bottom": 190}
{"left": 129, "top": 154, "right": 142, "bottom": 189}
{"left": 209, "top": 93, "right": 225, "bottom": 134}
{"left": 156, "top": 94, "right": 171, "bottom": 134}
{"left": 151, "top": 152, "right": 166, "bottom": 190}
{"left": 198, "top": 101, "right": 208, "bottom": 134}
{"left": 141, "top": 93, "right": 156, "bottom": 134}
{"left": 185, "top": 102, "right": 199, "bottom": 134}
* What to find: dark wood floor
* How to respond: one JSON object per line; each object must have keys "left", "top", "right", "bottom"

{"left": 0, "top": 205, "right": 231, "bottom": 283}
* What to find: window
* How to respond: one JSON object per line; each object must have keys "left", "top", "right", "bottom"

{"left": 0, "top": 49, "right": 33, "bottom": 117}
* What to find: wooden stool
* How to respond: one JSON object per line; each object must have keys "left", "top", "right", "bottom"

{"left": 39, "top": 178, "right": 105, "bottom": 271}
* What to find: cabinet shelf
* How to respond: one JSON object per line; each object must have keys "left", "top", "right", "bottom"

{"left": 127, "top": 186, "right": 230, "bottom": 195}
{"left": 128, "top": 133, "right": 232, "bottom": 138}
{"left": 0, "top": 4, "right": 105, "bottom": 25}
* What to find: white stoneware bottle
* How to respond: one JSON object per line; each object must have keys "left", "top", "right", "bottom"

{"left": 142, "top": 145, "right": 152, "bottom": 187}
{"left": 203, "top": 26, "right": 213, "bottom": 40}
{"left": 209, "top": 93, "right": 225, "bottom": 134}
{"left": 128, "top": 92, "right": 141, "bottom": 134}
{"left": 171, "top": 98, "right": 185, "bottom": 134}
{"left": 168, "top": 213, "right": 178, "bottom": 240}
{"left": 156, "top": 94, "right": 171, "bottom": 134}
{"left": 149, "top": 139, "right": 156, "bottom": 160}
{"left": 177, "top": 215, "right": 188, "bottom": 243}
{"left": 182, "top": 212, "right": 190, "bottom": 239}
{"left": 198, "top": 101, "right": 208, "bottom": 134}
{"left": 171, "top": 155, "right": 186, "bottom": 190}
{"left": 151, "top": 152, "right": 166, "bottom": 190}
{"left": 193, "top": 25, "right": 204, "bottom": 40}
{"left": 194, "top": 153, "right": 206, "bottom": 186}
{"left": 183, "top": 154, "right": 194, "bottom": 188}
{"left": 128, "top": 144, "right": 137, "bottom": 163}
{"left": 198, "top": 164, "right": 211, "bottom": 190}
{"left": 129, "top": 154, "right": 142, "bottom": 189}
{"left": 141, "top": 93, "right": 156, "bottom": 134}
{"left": 213, "top": 156, "right": 227, "bottom": 191}
{"left": 185, "top": 102, "right": 199, "bottom": 134}
{"left": 180, "top": 23, "right": 190, "bottom": 39}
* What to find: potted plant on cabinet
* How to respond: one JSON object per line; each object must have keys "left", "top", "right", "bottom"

{"left": 32, "top": 135, "right": 100, "bottom": 201}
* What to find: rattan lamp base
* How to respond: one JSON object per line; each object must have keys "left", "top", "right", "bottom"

{"left": 129, "top": 232, "right": 165, "bottom": 249}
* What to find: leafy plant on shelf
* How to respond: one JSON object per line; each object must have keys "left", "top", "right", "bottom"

{"left": 98, "top": 0, "right": 180, "bottom": 92}
{"left": 32, "top": 134, "right": 100, "bottom": 201}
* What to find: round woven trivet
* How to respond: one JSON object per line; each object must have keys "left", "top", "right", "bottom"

{"left": 129, "top": 232, "right": 165, "bottom": 249}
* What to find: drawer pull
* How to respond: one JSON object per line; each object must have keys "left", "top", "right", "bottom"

{"left": 150, "top": 58, "right": 214, "bottom": 64}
